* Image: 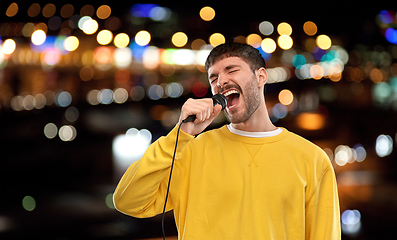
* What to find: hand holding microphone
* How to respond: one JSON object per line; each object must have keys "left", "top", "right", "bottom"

{"left": 179, "top": 94, "right": 227, "bottom": 136}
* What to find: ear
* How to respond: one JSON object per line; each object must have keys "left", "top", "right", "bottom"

{"left": 255, "top": 67, "right": 267, "bottom": 87}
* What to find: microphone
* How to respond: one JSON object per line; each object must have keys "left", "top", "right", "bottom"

{"left": 182, "top": 94, "right": 227, "bottom": 123}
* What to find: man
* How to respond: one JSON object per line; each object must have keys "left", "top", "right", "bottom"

{"left": 113, "top": 43, "right": 341, "bottom": 239}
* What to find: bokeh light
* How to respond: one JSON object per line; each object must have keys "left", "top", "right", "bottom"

{"left": 292, "top": 54, "right": 306, "bottom": 69}
{"left": 82, "top": 18, "right": 98, "bottom": 35}
{"left": 261, "top": 38, "right": 276, "bottom": 53}
{"left": 135, "top": 30, "right": 151, "bottom": 46}
{"left": 106, "top": 194, "right": 115, "bottom": 209}
{"left": 97, "top": 5, "right": 111, "bottom": 19}
{"left": 60, "top": 4, "right": 74, "bottom": 18}
{"left": 149, "top": 6, "right": 171, "bottom": 21}
{"left": 259, "top": 21, "right": 274, "bottom": 35}
{"left": 44, "top": 123, "right": 58, "bottom": 139}
{"left": 278, "top": 35, "right": 293, "bottom": 50}
{"left": 114, "top": 47, "right": 132, "bottom": 68}
{"left": 80, "top": 4, "right": 94, "bottom": 17}
{"left": 147, "top": 85, "right": 164, "bottom": 100}
{"left": 43, "top": 49, "right": 61, "bottom": 65}
{"left": 28, "top": 3, "right": 41, "bottom": 17}
{"left": 278, "top": 89, "right": 294, "bottom": 105}
{"left": 56, "top": 91, "right": 72, "bottom": 107}
{"left": 113, "top": 36, "right": 130, "bottom": 52}
{"left": 113, "top": 128, "right": 152, "bottom": 169}
{"left": 199, "top": 6, "right": 215, "bottom": 21}
{"left": 22, "top": 196, "right": 36, "bottom": 211}
{"left": 98, "top": 89, "right": 114, "bottom": 104}
{"left": 165, "top": 82, "right": 184, "bottom": 98}
{"left": 316, "top": 35, "right": 332, "bottom": 50}
{"left": 246, "top": 34, "right": 262, "bottom": 48}
{"left": 303, "top": 21, "right": 317, "bottom": 36}
{"left": 209, "top": 33, "right": 225, "bottom": 47}
{"left": 6, "top": 3, "right": 19, "bottom": 17}
{"left": 42, "top": 3, "right": 56, "bottom": 18}
{"left": 113, "top": 88, "right": 129, "bottom": 104}
{"left": 172, "top": 32, "right": 188, "bottom": 47}
{"left": 31, "top": 30, "right": 46, "bottom": 46}
{"left": 59, "top": 125, "right": 77, "bottom": 141}
{"left": 87, "top": 90, "right": 100, "bottom": 105}
{"left": 296, "top": 112, "right": 324, "bottom": 130}
{"left": 97, "top": 30, "right": 113, "bottom": 45}
{"left": 2, "top": 39, "right": 16, "bottom": 55}
{"left": 376, "top": 134, "right": 393, "bottom": 157}
{"left": 65, "top": 107, "right": 79, "bottom": 122}
{"left": 341, "top": 209, "right": 361, "bottom": 236}
{"left": 335, "top": 145, "right": 353, "bottom": 166}
{"left": 277, "top": 22, "right": 292, "bottom": 36}
{"left": 192, "top": 82, "right": 208, "bottom": 97}
{"left": 64, "top": 36, "right": 79, "bottom": 51}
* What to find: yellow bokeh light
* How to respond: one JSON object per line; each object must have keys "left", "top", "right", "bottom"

{"left": 316, "top": 34, "right": 332, "bottom": 50}
{"left": 261, "top": 38, "right": 276, "bottom": 53}
{"left": 135, "top": 30, "right": 151, "bottom": 46}
{"left": 199, "top": 6, "right": 215, "bottom": 21}
{"left": 97, "top": 5, "right": 111, "bottom": 19}
{"left": 209, "top": 33, "right": 225, "bottom": 47}
{"left": 172, "top": 32, "right": 188, "bottom": 47}
{"left": 2, "top": 39, "right": 16, "bottom": 55}
{"left": 82, "top": 18, "right": 98, "bottom": 35}
{"left": 278, "top": 89, "right": 294, "bottom": 105}
{"left": 246, "top": 33, "right": 262, "bottom": 48}
{"left": 277, "top": 22, "right": 292, "bottom": 36}
{"left": 303, "top": 21, "right": 317, "bottom": 36}
{"left": 6, "top": 3, "right": 19, "bottom": 17}
{"left": 114, "top": 33, "right": 130, "bottom": 48}
{"left": 296, "top": 113, "right": 325, "bottom": 130}
{"left": 277, "top": 35, "right": 293, "bottom": 50}
{"left": 97, "top": 30, "right": 113, "bottom": 45}
{"left": 64, "top": 36, "right": 79, "bottom": 51}
{"left": 31, "top": 29, "right": 46, "bottom": 45}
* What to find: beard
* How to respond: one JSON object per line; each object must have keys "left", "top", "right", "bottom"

{"left": 226, "top": 75, "right": 261, "bottom": 124}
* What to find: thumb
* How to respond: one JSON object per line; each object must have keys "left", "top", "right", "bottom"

{"left": 209, "top": 104, "right": 223, "bottom": 121}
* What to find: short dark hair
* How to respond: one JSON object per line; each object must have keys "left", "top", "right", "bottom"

{"left": 205, "top": 42, "right": 267, "bottom": 72}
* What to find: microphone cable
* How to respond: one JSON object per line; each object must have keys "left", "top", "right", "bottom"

{"left": 161, "top": 122, "right": 183, "bottom": 240}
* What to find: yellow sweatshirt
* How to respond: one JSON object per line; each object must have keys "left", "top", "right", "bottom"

{"left": 114, "top": 125, "right": 341, "bottom": 240}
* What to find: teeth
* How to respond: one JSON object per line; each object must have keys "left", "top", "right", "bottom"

{"left": 224, "top": 90, "right": 239, "bottom": 97}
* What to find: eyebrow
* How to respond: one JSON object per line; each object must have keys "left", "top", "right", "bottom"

{"left": 209, "top": 64, "right": 241, "bottom": 80}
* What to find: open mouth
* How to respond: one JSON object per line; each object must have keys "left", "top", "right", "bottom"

{"left": 223, "top": 89, "right": 240, "bottom": 110}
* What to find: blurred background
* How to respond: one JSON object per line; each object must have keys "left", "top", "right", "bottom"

{"left": 0, "top": 1, "right": 396, "bottom": 239}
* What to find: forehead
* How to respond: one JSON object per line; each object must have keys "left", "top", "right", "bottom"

{"left": 207, "top": 56, "right": 249, "bottom": 75}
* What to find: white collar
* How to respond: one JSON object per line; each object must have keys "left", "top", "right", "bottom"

{"left": 227, "top": 124, "right": 283, "bottom": 138}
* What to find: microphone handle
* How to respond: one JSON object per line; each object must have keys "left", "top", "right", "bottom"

{"left": 182, "top": 114, "right": 197, "bottom": 123}
{"left": 181, "top": 94, "right": 227, "bottom": 124}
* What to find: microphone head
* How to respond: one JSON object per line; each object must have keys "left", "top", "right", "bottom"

{"left": 212, "top": 94, "right": 227, "bottom": 110}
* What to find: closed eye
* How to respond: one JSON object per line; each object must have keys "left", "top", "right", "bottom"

{"left": 210, "top": 77, "right": 218, "bottom": 84}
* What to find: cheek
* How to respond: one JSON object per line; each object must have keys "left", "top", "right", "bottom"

{"left": 210, "top": 86, "right": 217, "bottom": 95}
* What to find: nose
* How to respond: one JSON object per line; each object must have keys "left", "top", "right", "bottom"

{"left": 216, "top": 72, "right": 229, "bottom": 88}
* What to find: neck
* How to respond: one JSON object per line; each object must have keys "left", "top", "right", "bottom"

{"left": 231, "top": 102, "right": 277, "bottom": 132}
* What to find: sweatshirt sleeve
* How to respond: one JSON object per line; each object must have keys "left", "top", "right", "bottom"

{"left": 305, "top": 160, "right": 341, "bottom": 240}
{"left": 113, "top": 124, "right": 194, "bottom": 218}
